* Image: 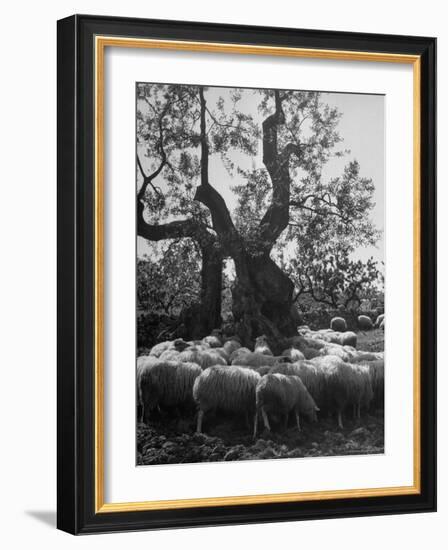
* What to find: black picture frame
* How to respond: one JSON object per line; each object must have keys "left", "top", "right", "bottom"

{"left": 57, "top": 14, "right": 436, "bottom": 534}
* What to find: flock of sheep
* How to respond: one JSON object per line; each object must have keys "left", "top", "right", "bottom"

{"left": 137, "top": 314, "right": 384, "bottom": 440}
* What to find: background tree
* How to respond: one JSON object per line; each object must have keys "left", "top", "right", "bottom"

{"left": 137, "top": 84, "right": 382, "bottom": 346}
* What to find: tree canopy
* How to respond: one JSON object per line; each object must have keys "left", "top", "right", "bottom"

{"left": 136, "top": 83, "right": 383, "bottom": 344}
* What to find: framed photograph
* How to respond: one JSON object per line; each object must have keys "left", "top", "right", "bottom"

{"left": 57, "top": 14, "right": 436, "bottom": 534}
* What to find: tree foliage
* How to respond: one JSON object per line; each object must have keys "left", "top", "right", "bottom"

{"left": 137, "top": 240, "right": 201, "bottom": 316}
{"left": 136, "top": 83, "right": 384, "bottom": 341}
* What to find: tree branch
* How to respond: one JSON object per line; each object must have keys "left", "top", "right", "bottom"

{"left": 193, "top": 87, "right": 240, "bottom": 244}
{"left": 258, "top": 90, "right": 291, "bottom": 252}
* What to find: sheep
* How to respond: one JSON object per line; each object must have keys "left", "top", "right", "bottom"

{"left": 292, "top": 362, "right": 328, "bottom": 410}
{"left": 352, "top": 364, "right": 374, "bottom": 418}
{"left": 284, "top": 334, "right": 309, "bottom": 351}
{"left": 281, "top": 347, "right": 306, "bottom": 362}
{"left": 330, "top": 317, "right": 347, "bottom": 332}
{"left": 365, "top": 359, "right": 384, "bottom": 409}
{"left": 350, "top": 350, "right": 382, "bottom": 363}
{"left": 139, "top": 360, "right": 202, "bottom": 424}
{"left": 202, "top": 329, "right": 223, "bottom": 348}
{"left": 136, "top": 355, "right": 158, "bottom": 421}
{"left": 340, "top": 331, "right": 357, "bottom": 348}
{"left": 223, "top": 339, "right": 241, "bottom": 356}
{"left": 319, "top": 344, "right": 350, "bottom": 362}
{"left": 375, "top": 313, "right": 385, "bottom": 328}
{"left": 177, "top": 347, "right": 228, "bottom": 369}
{"left": 158, "top": 349, "right": 181, "bottom": 361}
{"left": 149, "top": 338, "right": 189, "bottom": 357}
{"left": 321, "top": 362, "right": 360, "bottom": 428}
{"left": 229, "top": 346, "right": 251, "bottom": 363}
{"left": 297, "top": 347, "right": 316, "bottom": 360}
{"left": 254, "top": 335, "right": 273, "bottom": 356}
{"left": 254, "top": 374, "right": 319, "bottom": 438}
{"left": 231, "top": 352, "right": 289, "bottom": 368}
{"left": 193, "top": 366, "right": 261, "bottom": 433}
{"left": 358, "top": 314, "right": 373, "bottom": 330}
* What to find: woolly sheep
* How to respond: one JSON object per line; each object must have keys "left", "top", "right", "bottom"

{"left": 149, "top": 338, "right": 189, "bottom": 357}
{"left": 229, "top": 346, "right": 251, "bottom": 363}
{"left": 365, "top": 359, "right": 384, "bottom": 408}
{"left": 223, "top": 339, "right": 241, "bottom": 356}
{"left": 136, "top": 355, "right": 158, "bottom": 421}
{"left": 352, "top": 364, "right": 374, "bottom": 418}
{"left": 358, "top": 314, "right": 373, "bottom": 330}
{"left": 231, "top": 352, "right": 289, "bottom": 368}
{"left": 340, "top": 331, "right": 357, "bottom": 348}
{"left": 254, "top": 374, "right": 319, "bottom": 438}
{"left": 330, "top": 317, "right": 347, "bottom": 332}
{"left": 178, "top": 347, "right": 228, "bottom": 369}
{"left": 375, "top": 313, "right": 385, "bottom": 328}
{"left": 158, "top": 349, "right": 181, "bottom": 361}
{"left": 350, "top": 350, "right": 382, "bottom": 363}
{"left": 254, "top": 335, "right": 273, "bottom": 356}
{"left": 193, "top": 365, "right": 261, "bottom": 433}
{"left": 321, "top": 362, "right": 360, "bottom": 428}
{"left": 281, "top": 347, "right": 306, "bottom": 362}
{"left": 139, "top": 360, "right": 202, "bottom": 423}
{"left": 202, "top": 330, "right": 223, "bottom": 348}
{"left": 302, "top": 347, "right": 321, "bottom": 360}
{"left": 319, "top": 344, "right": 350, "bottom": 362}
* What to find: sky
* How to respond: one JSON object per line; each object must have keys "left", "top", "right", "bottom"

{"left": 137, "top": 85, "right": 385, "bottom": 266}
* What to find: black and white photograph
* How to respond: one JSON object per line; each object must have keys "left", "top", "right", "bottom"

{"left": 136, "top": 82, "right": 385, "bottom": 466}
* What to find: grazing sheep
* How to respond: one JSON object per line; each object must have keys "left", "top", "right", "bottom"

{"left": 193, "top": 366, "right": 261, "bottom": 433}
{"left": 340, "top": 331, "right": 357, "bottom": 348}
{"left": 302, "top": 347, "right": 321, "bottom": 360}
{"left": 321, "top": 362, "right": 359, "bottom": 428}
{"left": 365, "top": 359, "right": 384, "bottom": 408}
{"left": 358, "top": 314, "right": 373, "bottom": 330}
{"left": 149, "top": 338, "right": 189, "bottom": 357}
{"left": 350, "top": 350, "right": 382, "bottom": 363}
{"left": 330, "top": 317, "right": 347, "bottom": 332}
{"left": 136, "top": 355, "right": 158, "bottom": 421}
{"left": 285, "top": 334, "right": 309, "bottom": 351}
{"left": 202, "top": 334, "right": 222, "bottom": 348}
{"left": 282, "top": 347, "right": 306, "bottom": 362}
{"left": 254, "top": 335, "right": 273, "bottom": 356}
{"left": 229, "top": 346, "right": 251, "bottom": 363}
{"left": 375, "top": 313, "right": 385, "bottom": 328}
{"left": 212, "top": 347, "right": 230, "bottom": 363}
{"left": 352, "top": 365, "right": 374, "bottom": 418}
{"left": 254, "top": 374, "right": 319, "bottom": 438}
{"left": 319, "top": 344, "right": 350, "bottom": 362}
{"left": 158, "top": 349, "right": 181, "bottom": 361}
{"left": 223, "top": 339, "right": 241, "bottom": 356}
{"left": 139, "top": 360, "right": 202, "bottom": 424}
{"left": 178, "top": 347, "right": 227, "bottom": 369}
{"left": 232, "top": 352, "right": 289, "bottom": 368}
{"left": 304, "top": 336, "right": 327, "bottom": 350}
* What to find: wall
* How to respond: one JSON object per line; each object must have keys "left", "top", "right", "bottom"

{"left": 0, "top": 1, "right": 444, "bottom": 547}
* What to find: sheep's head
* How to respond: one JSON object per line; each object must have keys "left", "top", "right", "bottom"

{"left": 305, "top": 403, "right": 320, "bottom": 423}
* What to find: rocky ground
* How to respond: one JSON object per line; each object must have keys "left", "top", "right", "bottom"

{"left": 136, "top": 329, "right": 385, "bottom": 466}
{"left": 137, "top": 411, "right": 384, "bottom": 465}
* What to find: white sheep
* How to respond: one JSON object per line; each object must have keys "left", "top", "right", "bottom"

{"left": 281, "top": 347, "right": 306, "bottom": 362}
{"left": 139, "top": 360, "right": 202, "bottom": 424}
{"left": 231, "top": 352, "right": 288, "bottom": 368}
{"left": 254, "top": 373, "right": 319, "bottom": 438}
{"left": 330, "top": 317, "right": 347, "bottom": 332}
{"left": 193, "top": 366, "right": 261, "bottom": 434}
{"left": 254, "top": 335, "right": 273, "bottom": 356}
{"left": 375, "top": 313, "right": 385, "bottom": 328}
{"left": 358, "top": 314, "right": 373, "bottom": 330}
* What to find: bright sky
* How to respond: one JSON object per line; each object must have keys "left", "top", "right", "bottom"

{"left": 137, "top": 86, "right": 385, "bottom": 265}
